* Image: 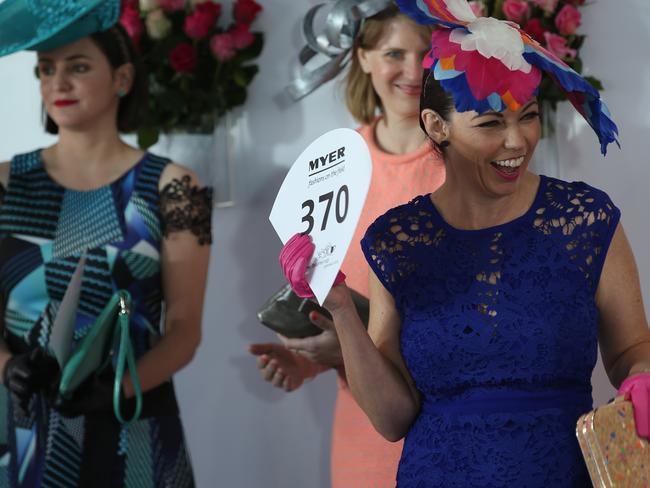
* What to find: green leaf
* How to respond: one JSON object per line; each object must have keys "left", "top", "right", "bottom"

{"left": 584, "top": 76, "right": 604, "bottom": 91}
{"left": 137, "top": 126, "right": 160, "bottom": 149}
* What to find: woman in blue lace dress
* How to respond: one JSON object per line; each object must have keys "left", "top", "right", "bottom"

{"left": 0, "top": 2, "right": 211, "bottom": 487}
{"left": 279, "top": 1, "right": 650, "bottom": 486}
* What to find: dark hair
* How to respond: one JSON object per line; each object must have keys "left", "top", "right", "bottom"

{"left": 419, "top": 68, "right": 454, "bottom": 154}
{"left": 345, "top": 6, "right": 434, "bottom": 125}
{"left": 43, "top": 23, "right": 148, "bottom": 134}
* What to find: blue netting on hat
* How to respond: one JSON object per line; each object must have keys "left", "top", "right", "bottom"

{"left": 0, "top": 0, "right": 119, "bottom": 56}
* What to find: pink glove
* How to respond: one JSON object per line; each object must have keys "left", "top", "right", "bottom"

{"left": 279, "top": 233, "right": 345, "bottom": 298}
{"left": 618, "top": 372, "right": 650, "bottom": 439}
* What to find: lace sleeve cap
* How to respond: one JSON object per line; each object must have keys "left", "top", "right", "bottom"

{"left": 361, "top": 212, "right": 400, "bottom": 296}
{"left": 160, "top": 175, "right": 213, "bottom": 245}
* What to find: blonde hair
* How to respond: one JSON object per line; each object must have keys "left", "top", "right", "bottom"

{"left": 345, "top": 6, "right": 433, "bottom": 125}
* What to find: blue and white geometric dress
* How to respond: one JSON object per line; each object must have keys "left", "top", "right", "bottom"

{"left": 0, "top": 150, "right": 196, "bottom": 488}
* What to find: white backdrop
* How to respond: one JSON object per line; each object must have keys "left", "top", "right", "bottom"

{"left": 0, "top": 1, "right": 649, "bottom": 487}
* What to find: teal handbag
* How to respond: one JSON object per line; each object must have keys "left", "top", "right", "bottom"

{"left": 57, "top": 290, "right": 143, "bottom": 424}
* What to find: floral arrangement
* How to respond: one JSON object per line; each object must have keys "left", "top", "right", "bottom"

{"left": 119, "top": 0, "right": 264, "bottom": 148}
{"left": 468, "top": 0, "right": 602, "bottom": 113}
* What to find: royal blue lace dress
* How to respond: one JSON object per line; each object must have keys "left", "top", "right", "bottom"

{"left": 361, "top": 175, "right": 620, "bottom": 487}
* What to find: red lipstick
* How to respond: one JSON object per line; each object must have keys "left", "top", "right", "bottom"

{"left": 54, "top": 100, "right": 78, "bottom": 107}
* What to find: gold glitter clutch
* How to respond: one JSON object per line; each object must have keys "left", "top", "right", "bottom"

{"left": 576, "top": 397, "right": 650, "bottom": 487}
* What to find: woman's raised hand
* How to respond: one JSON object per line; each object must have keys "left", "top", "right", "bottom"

{"left": 279, "top": 233, "right": 345, "bottom": 298}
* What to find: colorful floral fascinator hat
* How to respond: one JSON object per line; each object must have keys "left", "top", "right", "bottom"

{"left": 0, "top": 0, "right": 120, "bottom": 57}
{"left": 396, "top": 0, "right": 618, "bottom": 155}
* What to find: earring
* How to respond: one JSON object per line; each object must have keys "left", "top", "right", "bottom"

{"left": 439, "top": 140, "right": 450, "bottom": 148}
{"left": 117, "top": 89, "right": 127, "bottom": 98}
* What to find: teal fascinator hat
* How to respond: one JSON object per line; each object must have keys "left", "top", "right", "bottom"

{"left": 0, "top": 0, "right": 120, "bottom": 57}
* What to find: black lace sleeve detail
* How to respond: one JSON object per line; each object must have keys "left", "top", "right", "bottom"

{"left": 160, "top": 175, "right": 213, "bottom": 245}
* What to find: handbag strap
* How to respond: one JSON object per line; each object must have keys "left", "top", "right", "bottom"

{"left": 112, "top": 291, "right": 143, "bottom": 425}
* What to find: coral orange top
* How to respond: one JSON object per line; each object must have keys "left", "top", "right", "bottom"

{"left": 330, "top": 119, "right": 445, "bottom": 487}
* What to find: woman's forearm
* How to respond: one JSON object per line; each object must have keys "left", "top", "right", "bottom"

{"left": 121, "top": 319, "right": 200, "bottom": 398}
{"left": 608, "top": 340, "right": 650, "bottom": 388}
{"left": 330, "top": 301, "right": 418, "bottom": 441}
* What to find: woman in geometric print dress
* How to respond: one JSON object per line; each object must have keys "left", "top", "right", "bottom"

{"left": 0, "top": 6, "right": 210, "bottom": 488}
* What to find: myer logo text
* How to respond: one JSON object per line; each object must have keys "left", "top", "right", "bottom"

{"left": 309, "top": 147, "right": 346, "bottom": 175}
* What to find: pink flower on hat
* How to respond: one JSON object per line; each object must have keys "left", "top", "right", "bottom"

{"left": 468, "top": 1, "right": 486, "bottom": 18}
{"left": 502, "top": 0, "right": 529, "bottom": 25}
{"left": 544, "top": 32, "right": 577, "bottom": 59}
{"left": 555, "top": 4, "right": 582, "bottom": 35}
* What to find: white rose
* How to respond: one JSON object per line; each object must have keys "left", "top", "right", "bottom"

{"left": 145, "top": 9, "right": 172, "bottom": 40}
{"left": 139, "top": 0, "right": 159, "bottom": 12}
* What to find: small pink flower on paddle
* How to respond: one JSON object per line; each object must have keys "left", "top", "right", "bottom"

{"left": 502, "top": 0, "right": 529, "bottom": 25}
{"left": 210, "top": 33, "right": 236, "bottom": 61}
{"left": 544, "top": 32, "right": 577, "bottom": 59}
{"left": 555, "top": 4, "right": 581, "bottom": 35}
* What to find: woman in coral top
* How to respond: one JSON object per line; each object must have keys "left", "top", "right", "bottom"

{"left": 249, "top": 5, "right": 444, "bottom": 487}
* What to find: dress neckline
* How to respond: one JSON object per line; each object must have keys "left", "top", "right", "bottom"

{"left": 36, "top": 149, "right": 149, "bottom": 193}
{"left": 423, "top": 175, "right": 546, "bottom": 234}
{"left": 363, "top": 117, "right": 433, "bottom": 165}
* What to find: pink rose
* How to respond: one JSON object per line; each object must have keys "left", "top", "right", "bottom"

{"left": 210, "top": 33, "right": 236, "bottom": 61}
{"left": 555, "top": 4, "right": 581, "bottom": 35}
{"left": 195, "top": 1, "right": 221, "bottom": 19}
{"left": 544, "top": 32, "right": 577, "bottom": 59}
{"left": 159, "top": 0, "right": 184, "bottom": 11}
{"left": 523, "top": 18, "right": 548, "bottom": 43}
{"left": 233, "top": 0, "right": 262, "bottom": 25}
{"left": 184, "top": 3, "right": 221, "bottom": 39}
{"left": 229, "top": 24, "right": 255, "bottom": 49}
{"left": 468, "top": 1, "right": 486, "bottom": 17}
{"left": 502, "top": 0, "right": 529, "bottom": 24}
{"left": 169, "top": 43, "right": 197, "bottom": 73}
{"left": 531, "top": 0, "right": 559, "bottom": 14}
{"left": 119, "top": 3, "right": 144, "bottom": 46}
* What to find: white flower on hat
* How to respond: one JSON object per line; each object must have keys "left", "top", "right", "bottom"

{"left": 145, "top": 9, "right": 172, "bottom": 40}
{"left": 445, "top": 0, "right": 478, "bottom": 22}
{"left": 450, "top": 16, "right": 532, "bottom": 73}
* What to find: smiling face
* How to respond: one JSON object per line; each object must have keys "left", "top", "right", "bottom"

{"left": 37, "top": 37, "right": 129, "bottom": 132}
{"left": 425, "top": 99, "right": 542, "bottom": 198}
{"left": 356, "top": 16, "right": 430, "bottom": 121}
